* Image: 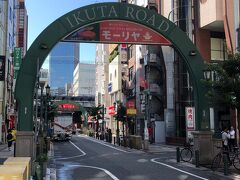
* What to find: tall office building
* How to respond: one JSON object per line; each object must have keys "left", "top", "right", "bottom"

{"left": 16, "top": 0, "right": 28, "bottom": 56}
{"left": 49, "top": 42, "right": 79, "bottom": 96}
{"left": 73, "top": 63, "right": 96, "bottom": 97}
{"left": 0, "top": 0, "right": 20, "bottom": 142}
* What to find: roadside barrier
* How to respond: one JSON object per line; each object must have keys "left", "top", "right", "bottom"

{"left": 223, "top": 154, "right": 229, "bottom": 175}
{"left": 195, "top": 150, "right": 200, "bottom": 167}
{"left": 0, "top": 164, "right": 27, "bottom": 179}
{"left": 3, "top": 157, "right": 31, "bottom": 179}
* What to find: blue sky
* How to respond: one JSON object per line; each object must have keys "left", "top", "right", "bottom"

{"left": 25, "top": 0, "right": 116, "bottom": 65}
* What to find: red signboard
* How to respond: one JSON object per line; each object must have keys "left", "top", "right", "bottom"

{"left": 58, "top": 103, "right": 79, "bottom": 110}
{"left": 99, "top": 21, "right": 171, "bottom": 45}
{"left": 108, "top": 106, "right": 115, "bottom": 116}
{"left": 63, "top": 20, "right": 171, "bottom": 45}
{"left": 127, "top": 100, "right": 135, "bottom": 108}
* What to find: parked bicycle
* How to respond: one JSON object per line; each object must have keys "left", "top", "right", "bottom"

{"left": 211, "top": 146, "right": 240, "bottom": 171}
{"left": 180, "top": 138, "right": 194, "bottom": 162}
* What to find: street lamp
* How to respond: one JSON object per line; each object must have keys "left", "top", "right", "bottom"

{"left": 45, "top": 84, "right": 50, "bottom": 96}
{"left": 101, "top": 105, "right": 105, "bottom": 140}
{"left": 203, "top": 69, "right": 211, "bottom": 81}
{"left": 44, "top": 84, "right": 50, "bottom": 135}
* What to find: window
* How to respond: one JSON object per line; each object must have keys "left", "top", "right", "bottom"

{"left": 129, "top": 66, "right": 134, "bottom": 81}
{"left": 211, "top": 38, "right": 227, "bottom": 61}
{"left": 128, "top": 45, "right": 134, "bottom": 59}
{"left": 9, "top": 7, "right": 12, "bottom": 22}
{"left": 8, "top": 33, "right": 11, "bottom": 48}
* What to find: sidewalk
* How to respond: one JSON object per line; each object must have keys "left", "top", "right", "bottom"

{"left": 45, "top": 142, "right": 56, "bottom": 180}
{"left": 144, "top": 142, "right": 240, "bottom": 179}
{"left": 0, "top": 143, "right": 14, "bottom": 164}
{"left": 0, "top": 142, "right": 57, "bottom": 180}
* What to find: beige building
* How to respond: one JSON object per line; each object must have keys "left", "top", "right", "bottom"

{"left": 73, "top": 63, "right": 96, "bottom": 97}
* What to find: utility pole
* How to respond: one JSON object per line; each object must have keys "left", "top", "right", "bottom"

{"left": 101, "top": 105, "right": 105, "bottom": 140}
{"left": 114, "top": 102, "right": 120, "bottom": 145}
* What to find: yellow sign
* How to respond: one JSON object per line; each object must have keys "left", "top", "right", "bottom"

{"left": 127, "top": 108, "right": 136, "bottom": 115}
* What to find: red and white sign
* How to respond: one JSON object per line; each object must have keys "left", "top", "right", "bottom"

{"left": 185, "top": 107, "right": 195, "bottom": 130}
{"left": 108, "top": 106, "right": 115, "bottom": 116}
{"left": 100, "top": 21, "right": 171, "bottom": 45}
{"left": 58, "top": 103, "right": 79, "bottom": 110}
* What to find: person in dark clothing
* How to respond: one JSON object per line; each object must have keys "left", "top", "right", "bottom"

{"left": 7, "top": 130, "right": 13, "bottom": 151}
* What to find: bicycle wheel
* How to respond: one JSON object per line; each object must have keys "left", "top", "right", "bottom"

{"left": 180, "top": 148, "right": 192, "bottom": 162}
{"left": 211, "top": 153, "right": 222, "bottom": 171}
{"left": 233, "top": 153, "right": 240, "bottom": 170}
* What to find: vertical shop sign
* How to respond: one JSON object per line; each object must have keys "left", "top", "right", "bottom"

{"left": 120, "top": 44, "right": 128, "bottom": 64}
{"left": 185, "top": 107, "right": 195, "bottom": 130}
{"left": 14, "top": 47, "right": 22, "bottom": 79}
{"left": 0, "top": 56, "right": 5, "bottom": 81}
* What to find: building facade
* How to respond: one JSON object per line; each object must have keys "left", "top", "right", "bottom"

{"left": 95, "top": 44, "right": 111, "bottom": 128}
{"left": 0, "top": 0, "right": 27, "bottom": 143}
{"left": 113, "top": 0, "right": 240, "bottom": 144}
{"left": 73, "top": 63, "right": 96, "bottom": 97}
{"left": 49, "top": 42, "right": 79, "bottom": 96}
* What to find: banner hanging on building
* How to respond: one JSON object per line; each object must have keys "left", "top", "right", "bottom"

{"left": 185, "top": 107, "right": 195, "bottom": 130}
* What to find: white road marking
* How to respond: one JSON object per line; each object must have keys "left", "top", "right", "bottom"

{"left": 54, "top": 141, "right": 86, "bottom": 160}
{"left": 69, "top": 141, "right": 86, "bottom": 155}
{"left": 55, "top": 140, "right": 119, "bottom": 180}
{"left": 151, "top": 158, "right": 209, "bottom": 180}
{"left": 76, "top": 165, "right": 119, "bottom": 180}
{"left": 79, "top": 135, "right": 129, "bottom": 153}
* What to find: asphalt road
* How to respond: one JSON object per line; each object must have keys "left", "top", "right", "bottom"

{"left": 53, "top": 135, "right": 234, "bottom": 180}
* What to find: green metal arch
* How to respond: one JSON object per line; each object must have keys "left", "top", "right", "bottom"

{"left": 15, "top": 2, "right": 208, "bottom": 131}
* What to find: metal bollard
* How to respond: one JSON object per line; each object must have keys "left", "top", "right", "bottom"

{"left": 223, "top": 154, "right": 229, "bottom": 176}
{"left": 195, "top": 150, "right": 200, "bottom": 167}
{"left": 35, "top": 164, "right": 42, "bottom": 180}
{"left": 14, "top": 142, "right": 16, "bottom": 157}
{"left": 176, "top": 147, "right": 180, "bottom": 163}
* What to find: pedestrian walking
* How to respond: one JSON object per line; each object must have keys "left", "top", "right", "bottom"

{"left": 11, "top": 126, "right": 17, "bottom": 142}
{"left": 229, "top": 126, "right": 236, "bottom": 152}
{"left": 222, "top": 127, "right": 230, "bottom": 150}
{"left": 148, "top": 126, "right": 153, "bottom": 144}
{"left": 7, "top": 130, "right": 13, "bottom": 151}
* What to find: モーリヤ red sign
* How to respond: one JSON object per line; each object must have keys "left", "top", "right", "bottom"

{"left": 100, "top": 21, "right": 171, "bottom": 45}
